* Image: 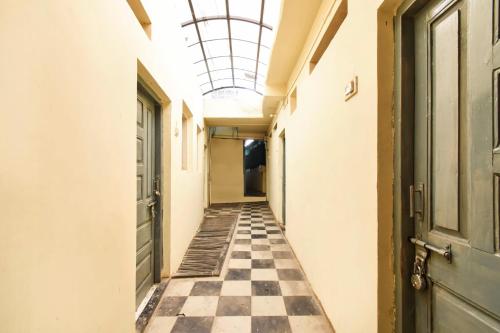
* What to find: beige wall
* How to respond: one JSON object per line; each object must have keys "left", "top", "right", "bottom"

{"left": 209, "top": 138, "right": 266, "bottom": 204}
{"left": 0, "top": 1, "right": 205, "bottom": 332}
{"left": 266, "top": 0, "right": 395, "bottom": 332}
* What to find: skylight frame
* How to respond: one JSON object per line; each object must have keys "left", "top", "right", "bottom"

{"left": 182, "top": 0, "right": 276, "bottom": 96}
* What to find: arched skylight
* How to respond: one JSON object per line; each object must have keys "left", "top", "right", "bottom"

{"left": 176, "top": 0, "right": 281, "bottom": 96}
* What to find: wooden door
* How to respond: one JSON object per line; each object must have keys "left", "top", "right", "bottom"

{"left": 412, "top": 0, "right": 500, "bottom": 331}
{"left": 136, "top": 91, "right": 156, "bottom": 308}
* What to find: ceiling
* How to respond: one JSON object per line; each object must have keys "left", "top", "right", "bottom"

{"left": 177, "top": 0, "right": 282, "bottom": 96}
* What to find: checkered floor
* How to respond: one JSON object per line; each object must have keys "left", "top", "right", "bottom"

{"left": 145, "top": 202, "right": 333, "bottom": 333}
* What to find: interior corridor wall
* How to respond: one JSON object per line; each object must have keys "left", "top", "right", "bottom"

{"left": 0, "top": 1, "right": 205, "bottom": 332}
{"left": 266, "top": 0, "right": 394, "bottom": 331}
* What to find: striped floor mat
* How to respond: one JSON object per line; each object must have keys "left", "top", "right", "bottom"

{"left": 174, "top": 204, "right": 242, "bottom": 277}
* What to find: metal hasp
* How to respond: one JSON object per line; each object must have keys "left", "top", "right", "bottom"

{"left": 409, "top": 183, "right": 424, "bottom": 218}
{"left": 409, "top": 237, "right": 452, "bottom": 263}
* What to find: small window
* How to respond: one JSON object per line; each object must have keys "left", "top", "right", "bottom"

{"left": 127, "top": 0, "right": 152, "bottom": 39}
{"left": 290, "top": 87, "right": 297, "bottom": 114}
{"left": 309, "top": 0, "right": 348, "bottom": 72}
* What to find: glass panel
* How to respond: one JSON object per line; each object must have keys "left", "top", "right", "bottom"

{"left": 188, "top": 43, "right": 204, "bottom": 64}
{"left": 201, "top": 82, "right": 212, "bottom": 94}
{"left": 198, "top": 20, "right": 228, "bottom": 41}
{"left": 260, "top": 28, "right": 274, "bottom": 48}
{"left": 193, "top": 61, "right": 208, "bottom": 74}
{"left": 213, "top": 78, "right": 234, "bottom": 89}
{"left": 234, "top": 68, "right": 255, "bottom": 81}
{"left": 232, "top": 39, "right": 257, "bottom": 57}
{"left": 257, "top": 63, "right": 267, "bottom": 77}
{"left": 175, "top": 0, "right": 193, "bottom": 23}
{"left": 184, "top": 25, "right": 199, "bottom": 46}
{"left": 211, "top": 69, "right": 233, "bottom": 80}
{"left": 229, "top": 0, "right": 262, "bottom": 22}
{"left": 230, "top": 20, "right": 259, "bottom": 43}
{"left": 197, "top": 72, "right": 210, "bottom": 82}
{"left": 233, "top": 57, "right": 256, "bottom": 71}
{"left": 191, "top": 0, "right": 226, "bottom": 17}
{"left": 263, "top": 0, "right": 281, "bottom": 26}
{"left": 258, "top": 46, "right": 271, "bottom": 64}
{"left": 208, "top": 57, "right": 231, "bottom": 70}
{"left": 235, "top": 78, "right": 255, "bottom": 89}
{"left": 204, "top": 39, "right": 230, "bottom": 58}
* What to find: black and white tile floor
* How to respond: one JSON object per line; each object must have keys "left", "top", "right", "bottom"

{"left": 146, "top": 202, "right": 333, "bottom": 333}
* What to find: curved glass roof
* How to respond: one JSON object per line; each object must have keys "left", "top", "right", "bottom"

{"left": 176, "top": 0, "right": 281, "bottom": 96}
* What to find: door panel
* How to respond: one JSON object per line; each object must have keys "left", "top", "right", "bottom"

{"left": 413, "top": 0, "right": 500, "bottom": 331}
{"left": 136, "top": 92, "right": 156, "bottom": 308}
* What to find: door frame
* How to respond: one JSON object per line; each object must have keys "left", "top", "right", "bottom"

{"left": 393, "top": 0, "right": 431, "bottom": 332}
{"left": 280, "top": 130, "right": 286, "bottom": 226}
{"left": 138, "top": 80, "right": 163, "bottom": 284}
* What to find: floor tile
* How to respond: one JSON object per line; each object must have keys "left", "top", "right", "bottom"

{"left": 164, "top": 280, "right": 195, "bottom": 296}
{"left": 251, "top": 251, "right": 273, "bottom": 260}
{"left": 251, "top": 234, "right": 267, "bottom": 239}
{"left": 267, "top": 234, "right": 283, "bottom": 239}
{"left": 252, "top": 239, "right": 270, "bottom": 245}
{"left": 225, "top": 269, "right": 251, "bottom": 280}
{"left": 190, "top": 281, "right": 222, "bottom": 296}
{"left": 251, "top": 281, "right": 282, "bottom": 296}
{"left": 251, "top": 296, "right": 287, "bottom": 316}
{"left": 216, "top": 296, "right": 251, "bottom": 316}
{"left": 237, "top": 230, "right": 251, "bottom": 234}
{"left": 251, "top": 244, "right": 271, "bottom": 251}
{"left": 233, "top": 244, "right": 252, "bottom": 251}
{"left": 274, "top": 259, "right": 299, "bottom": 269}
{"left": 236, "top": 234, "right": 251, "bottom": 239}
{"left": 251, "top": 226, "right": 266, "bottom": 230}
{"left": 228, "top": 259, "right": 252, "bottom": 269}
{"left": 212, "top": 316, "right": 251, "bottom": 333}
{"left": 180, "top": 296, "right": 219, "bottom": 316}
{"left": 235, "top": 239, "right": 251, "bottom": 244}
{"left": 171, "top": 316, "right": 213, "bottom": 333}
{"left": 269, "top": 239, "right": 287, "bottom": 244}
{"left": 145, "top": 316, "right": 177, "bottom": 333}
{"left": 231, "top": 251, "right": 251, "bottom": 259}
{"left": 270, "top": 244, "right": 291, "bottom": 251}
{"left": 272, "top": 251, "right": 293, "bottom": 259}
{"left": 279, "top": 281, "right": 311, "bottom": 296}
{"left": 266, "top": 230, "right": 282, "bottom": 234}
{"left": 284, "top": 296, "right": 322, "bottom": 316}
{"left": 156, "top": 296, "right": 187, "bottom": 316}
{"left": 288, "top": 316, "right": 333, "bottom": 333}
{"left": 251, "top": 269, "right": 278, "bottom": 281}
{"left": 277, "top": 269, "right": 304, "bottom": 281}
{"left": 221, "top": 281, "right": 252, "bottom": 296}
{"left": 251, "top": 259, "right": 275, "bottom": 269}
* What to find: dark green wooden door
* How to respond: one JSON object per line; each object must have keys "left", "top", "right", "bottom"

{"left": 136, "top": 91, "right": 156, "bottom": 308}
{"left": 413, "top": 0, "right": 500, "bottom": 331}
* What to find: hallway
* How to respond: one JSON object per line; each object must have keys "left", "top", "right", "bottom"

{"left": 145, "top": 203, "right": 333, "bottom": 333}
{"left": 6, "top": 0, "right": 500, "bottom": 332}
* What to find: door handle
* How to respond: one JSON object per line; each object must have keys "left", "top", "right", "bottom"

{"left": 147, "top": 201, "right": 157, "bottom": 220}
{"left": 409, "top": 237, "right": 452, "bottom": 263}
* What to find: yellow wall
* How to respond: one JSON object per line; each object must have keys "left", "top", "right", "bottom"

{"left": 266, "top": 0, "right": 395, "bottom": 332}
{"left": 210, "top": 138, "right": 266, "bottom": 204}
{"left": 0, "top": 1, "right": 205, "bottom": 332}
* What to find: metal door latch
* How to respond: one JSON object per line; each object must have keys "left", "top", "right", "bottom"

{"left": 409, "top": 237, "right": 452, "bottom": 263}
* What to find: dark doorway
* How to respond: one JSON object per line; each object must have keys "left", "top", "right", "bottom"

{"left": 243, "top": 139, "right": 266, "bottom": 197}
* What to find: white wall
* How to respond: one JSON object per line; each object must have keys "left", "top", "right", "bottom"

{"left": 0, "top": 1, "right": 204, "bottom": 332}
{"left": 266, "top": 0, "right": 390, "bottom": 332}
